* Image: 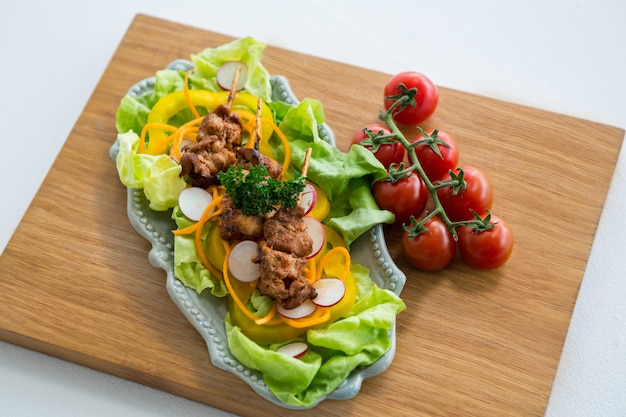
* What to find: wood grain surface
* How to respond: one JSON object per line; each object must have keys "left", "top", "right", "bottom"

{"left": 0, "top": 14, "right": 623, "bottom": 417}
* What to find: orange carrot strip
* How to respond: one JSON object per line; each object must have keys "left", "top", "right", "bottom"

{"left": 147, "top": 116, "right": 203, "bottom": 156}
{"left": 169, "top": 125, "right": 199, "bottom": 161}
{"left": 231, "top": 108, "right": 257, "bottom": 122}
{"left": 305, "top": 257, "right": 317, "bottom": 285}
{"left": 261, "top": 117, "right": 292, "bottom": 178}
{"left": 280, "top": 307, "right": 331, "bottom": 328}
{"left": 220, "top": 237, "right": 231, "bottom": 254}
{"left": 172, "top": 193, "right": 223, "bottom": 236}
{"left": 189, "top": 195, "right": 223, "bottom": 278}
{"left": 139, "top": 122, "right": 178, "bottom": 154}
{"left": 210, "top": 185, "right": 226, "bottom": 199}
{"left": 147, "top": 133, "right": 176, "bottom": 156}
{"left": 171, "top": 223, "right": 198, "bottom": 236}
{"left": 315, "top": 246, "right": 351, "bottom": 282}
{"left": 221, "top": 242, "right": 266, "bottom": 323}
{"left": 229, "top": 108, "right": 258, "bottom": 149}
{"left": 184, "top": 69, "right": 201, "bottom": 120}
{"left": 242, "top": 120, "right": 257, "bottom": 148}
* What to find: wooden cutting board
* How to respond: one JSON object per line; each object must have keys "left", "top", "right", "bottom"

{"left": 1, "top": 14, "right": 623, "bottom": 417}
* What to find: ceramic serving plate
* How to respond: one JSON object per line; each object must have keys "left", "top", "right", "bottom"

{"left": 109, "top": 59, "right": 406, "bottom": 409}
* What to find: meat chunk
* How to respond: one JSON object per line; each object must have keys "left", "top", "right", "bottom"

{"left": 197, "top": 104, "right": 242, "bottom": 149}
{"left": 179, "top": 141, "right": 236, "bottom": 188}
{"left": 263, "top": 207, "right": 313, "bottom": 258}
{"left": 256, "top": 241, "right": 316, "bottom": 309}
{"left": 236, "top": 147, "right": 283, "bottom": 179}
{"left": 219, "top": 195, "right": 265, "bottom": 241}
{"left": 179, "top": 105, "right": 242, "bottom": 187}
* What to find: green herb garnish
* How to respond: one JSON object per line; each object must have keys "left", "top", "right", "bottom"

{"left": 220, "top": 164, "right": 306, "bottom": 215}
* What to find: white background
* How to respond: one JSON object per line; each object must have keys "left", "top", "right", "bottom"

{"left": 1, "top": 1, "right": 625, "bottom": 416}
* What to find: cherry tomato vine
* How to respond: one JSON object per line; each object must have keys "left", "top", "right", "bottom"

{"left": 358, "top": 73, "right": 514, "bottom": 271}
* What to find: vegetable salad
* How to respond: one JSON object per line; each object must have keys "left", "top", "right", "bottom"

{"left": 114, "top": 37, "right": 405, "bottom": 407}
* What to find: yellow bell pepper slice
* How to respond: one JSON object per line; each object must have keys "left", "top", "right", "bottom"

{"left": 146, "top": 90, "right": 274, "bottom": 155}
{"left": 308, "top": 182, "right": 330, "bottom": 222}
{"left": 205, "top": 222, "right": 227, "bottom": 272}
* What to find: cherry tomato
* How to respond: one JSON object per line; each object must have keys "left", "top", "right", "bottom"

{"left": 401, "top": 216, "right": 456, "bottom": 271}
{"left": 384, "top": 71, "right": 439, "bottom": 125}
{"left": 351, "top": 124, "right": 405, "bottom": 168}
{"left": 372, "top": 173, "right": 428, "bottom": 225}
{"left": 457, "top": 215, "right": 514, "bottom": 269}
{"left": 412, "top": 129, "right": 460, "bottom": 182}
{"left": 436, "top": 165, "right": 493, "bottom": 222}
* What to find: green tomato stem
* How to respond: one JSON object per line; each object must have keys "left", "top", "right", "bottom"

{"left": 378, "top": 104, "right": 483, "bottom": 240}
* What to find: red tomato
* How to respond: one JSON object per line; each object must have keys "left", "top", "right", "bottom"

{"left": 401, "top": 216, "right": 456, "bottom": 271}
{"left": 412, "top": 129, "right": 460, "bottom": 182}
{"left": 352, "top": 124, "right": 405, "bottom": 168}
{"left": 383, "top": 71, "right": 439, "bottom": 125}
{"left": 372, "top": 173, "right": 428, "bottom": 225}
{"left": 436, "top": 166, "right": 493, "bottom": 222}
{"left": 457, "top": 215, "right": 514, "bottom": 269}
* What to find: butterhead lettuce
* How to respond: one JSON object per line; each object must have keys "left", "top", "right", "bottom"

{"left": 225, "top": 263, "right": 405, "bottom": 407}
{"left": 190, "top": 37, "right": 272, "bottom": 101}
{"left": 115, "top": 130, "right": 187, "bottom": 211}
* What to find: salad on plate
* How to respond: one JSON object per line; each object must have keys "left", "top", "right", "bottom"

{"left": 111, "top": 37, "right": 406, "bottom": 408}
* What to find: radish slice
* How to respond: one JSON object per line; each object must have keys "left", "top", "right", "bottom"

{"left": 303, "top": 216, "right": 325, "bottom": 259}
{"left": 277, "top": 299, "right": 317, "bottom": 319}
{"left": 276, "top": 342, "right": 308, "bottom": 359}
{"left": 178, "top": 187, "right": 214, "bottom": 222}
{"left": 311, "top": 278, "right": 346, "bottom": 307}
{"left": 227, "top": 240, "right": 261, "bottom": 282}
{"left": 216, "top": 61, "right": 248, "bottom": 91}
{"left": 298, "top": 183, "right": 317, "bottom": 215}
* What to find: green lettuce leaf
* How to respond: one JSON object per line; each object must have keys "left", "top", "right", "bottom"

{"left": 288, "top": 139, "right": 394, "bottom": 245}
{"left": 277, "top": 98, "right": 325, "bottom": 142}
{"left": 225, "top": 264, "right": 405, "bottom": 407}
{"left": 171, "top": 207, "right": 228, "bottom": 296}
{"left": 115, "top": 131, "right": 187, "bottom": 211}
{"left": 190, "top": 37, "right": 271, "bottom": 101}
{"left": 327, "top": 178, "right": 396, "bottom": 245}
{"left": 116, "top": 69, "right": 187, "bottom": 137}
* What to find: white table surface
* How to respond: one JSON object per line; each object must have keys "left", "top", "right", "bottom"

{"left": 1, "top": 1, "right": 625, "bottom": 416}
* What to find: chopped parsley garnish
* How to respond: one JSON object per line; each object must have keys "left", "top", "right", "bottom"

{"left": 219, "top": 164, "right": 306, "bottom": 215}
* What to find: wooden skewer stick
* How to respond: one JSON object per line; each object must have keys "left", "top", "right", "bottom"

{"left": 301, "top": 147, "right": 312, "bottom": 177}
{"left": 296, "top": 147, "right": 313, "bottom": 207}
{"left": 254, "top": 98, "right": 262, "bottom": 151}
{"left": 226, "top": 64, "right": 243, "bottom": 108}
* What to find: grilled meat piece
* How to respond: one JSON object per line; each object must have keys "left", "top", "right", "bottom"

{"left": 179, "top": 105, "right": 243, "bottom": 187}
{"left": 197, "top": 104, "right": 243, "bottom": 149}
{"left": 219, "top": 195, "right": 265, "bottom": 241}
{"left": 256, "top": 241, "right": 316, "bottom": 309}
{"left": 179, "top": 142, "right": 236, "bottom": 188}
{"left": 236, "top": 147, "right": 283, "bottom": 179}
{"left": 263, "top": 207, "right": 313, "bottom": 258}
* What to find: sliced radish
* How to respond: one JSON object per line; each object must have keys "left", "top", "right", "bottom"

{"left": 227, "top": 240, "right": 261, "bottom": 282}
{"left": 311, "top": 278, "right": 346, "bottom": 307}
{"left": 298, "top": 183, "right": 317, "bottom": 215}
{"left": 276, "top": 341, "right": 308, "bottom": 359}
{"left": 277, "top": 299, "right": 317, "bottom": 319}
{"left": 178, "top": 187, "right": 214, "bottom": 221}
{"left": 216, "top": 61, "right": 248, "bottom": 91}
{"left": 303, "top": 216, "right": 325, "bottom": 259}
